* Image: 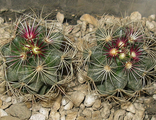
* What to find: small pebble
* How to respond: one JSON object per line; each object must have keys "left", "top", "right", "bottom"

{"left": 84, "top": 94, "right": 97, "bottom": 107}
{"left": 39, "top": 107, "right": 50, "bottom": 119}
{"left": 130, "top": 11, "right": 142, "bottom": 21}
{"left": 1, "top": 96, "right": 12, "bottom": 103}
{"left": 0, "top": 108, "right": 8, "bottom": 117}
{"left": 153, "top": 94, "right": 156, "bottom": 100}
{"left": 29, "top": 113, "right": 46, "bottom": 120}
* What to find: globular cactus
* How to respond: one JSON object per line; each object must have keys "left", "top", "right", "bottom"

{"left": 1, "top": 18, "right": 71, "bottom": 97}
{"left": 87, "top": 22, "right": 156, "bottom": 98}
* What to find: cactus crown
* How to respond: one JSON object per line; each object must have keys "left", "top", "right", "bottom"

{"left": 88, "top": 22, "right": 156, "bottom": 98}
{"left": 1, "top": 18, "right": 70, "bottom": 97}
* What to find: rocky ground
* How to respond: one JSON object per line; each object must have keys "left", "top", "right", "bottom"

{"left": 0, "top": 11, "right": 156, "bottom": 120}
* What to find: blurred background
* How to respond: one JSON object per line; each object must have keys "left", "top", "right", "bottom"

{"left": 0, "top": 0, "right": 155, "bottom": 24}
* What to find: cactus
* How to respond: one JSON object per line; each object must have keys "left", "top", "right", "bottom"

{"left": 1, "top": 18, "right": 71, "bottom": 97}
{"left": 1, "top": 14, "right": 156, "bottom": 101}
{"left": 87, "top": 22, "right": 156, "bottom": 98}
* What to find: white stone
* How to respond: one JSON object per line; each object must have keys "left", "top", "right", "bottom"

{"left": 134, "top": 103, "right": 145, "bottom": 111}
{"left": 0, "top": 108, "right": 8, "bottom": 117}
{"left": 71, "top": 91, "right": 85, "bottom": 107}
{"left": 80, "top": 104, "right": 85, "bottom": 111}
{"left": 39, "top": 107, "right": 50, "bottom": 119}
{"left": 146, "top": 21, "right": 155, "bottom": 30}
{"left": 1, "top": 96, "right": 12, "bottom": 103}
{"left": 130, "top": 11, "right": 142, "bottom": 21}
{"left": 121, "top": 102, "right": 135, "bottom": 113}
{"left": 84, "top": 94, "right": 97, "bottom": 107}
{"left": 149, "top": 14, "right": 155, "bottom": 20}
{"left": 77, "top": 71, "right": 86, "bottom": 84}
{"left": 5, "top": 97, "right": 12, "bottom": 103}
{"left": 127, "top": 103, "right": 136, "bottom": 113}
{"left": 60, "top": 114, "right": 66, "bottom": 120}
{"left": 29, "top": 113, "right": 46, "bottom": 120}
{"left": 151, "top": 116, "right": 156, "bottom": 120}
{"left": 50, "top": 110, "right": 60, "bottom": 120}
{"left": 64, "top": 101, "right": 73, "bottom": 110}
{"left": 61, "top": 97, "right": 70, "bottom": 106}
{"left": 153, "top": 94, "right": 156, "bottom": 100}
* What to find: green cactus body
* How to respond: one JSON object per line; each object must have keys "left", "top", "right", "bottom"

{"left": 1, "top": 19, "right": 69, "bottom": 96}
{"left": 87, "top": 22, "right": 156, "bottom": 97}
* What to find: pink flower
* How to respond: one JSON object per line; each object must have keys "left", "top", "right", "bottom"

{"left": 20, "top": 21, "right": 40, "bottom": 41}
{"left": 115, "top": 37, "right": 128, "bottom": 48}
{"left": 130, "top": 46, "right": 142, "bottom": 61}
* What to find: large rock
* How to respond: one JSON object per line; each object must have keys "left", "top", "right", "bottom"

{"left": 7, "top": 103, "right": 31, "bottom": 119}
{"left": 71, "top": 91, "right": 85, "bottom": 107}
{"left": 0, "top": 116, "right": 20, "bottom": 120}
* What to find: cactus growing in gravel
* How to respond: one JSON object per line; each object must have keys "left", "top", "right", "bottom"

{"left": 87, "top": 22, "right": 156, "bottom": 98}
{"left": 1, "top": 18, "right": 72, "bottom": 97}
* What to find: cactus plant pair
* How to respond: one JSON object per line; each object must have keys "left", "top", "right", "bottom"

{"left": 1, "top": 18, "right": 72, "bottom": 97}
{"left": 1, "top": 15, "right": 156, "bottom": 100}
{"left": 87, "top": 22, "right": 156, "bottom": 98}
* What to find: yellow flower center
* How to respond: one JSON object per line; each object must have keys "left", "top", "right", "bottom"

{"left": 105, "top": 35, "right": 112, "bottom": 42}
{"left": 32, "top": 46, "right": 41, "bottom": 54}
{"left": 125, "top": 62, "right": 132, "bottom": 69}
{"left": 110, "top": 48, "right": 118, "bottom": 56}
{"left": 20, "top": 52, "right": 27, "bottom": 60}
{"left": 36, "top": 65, "right": 43, "bottom": 72}
{"left": 130, "top": 51, "right": 136, "bottom": 58}
{"left": 119, "top": 53, "right": 126, "bottom": 59}
{"left": 104, "top": 65, "right": 111, "bottom": 72}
